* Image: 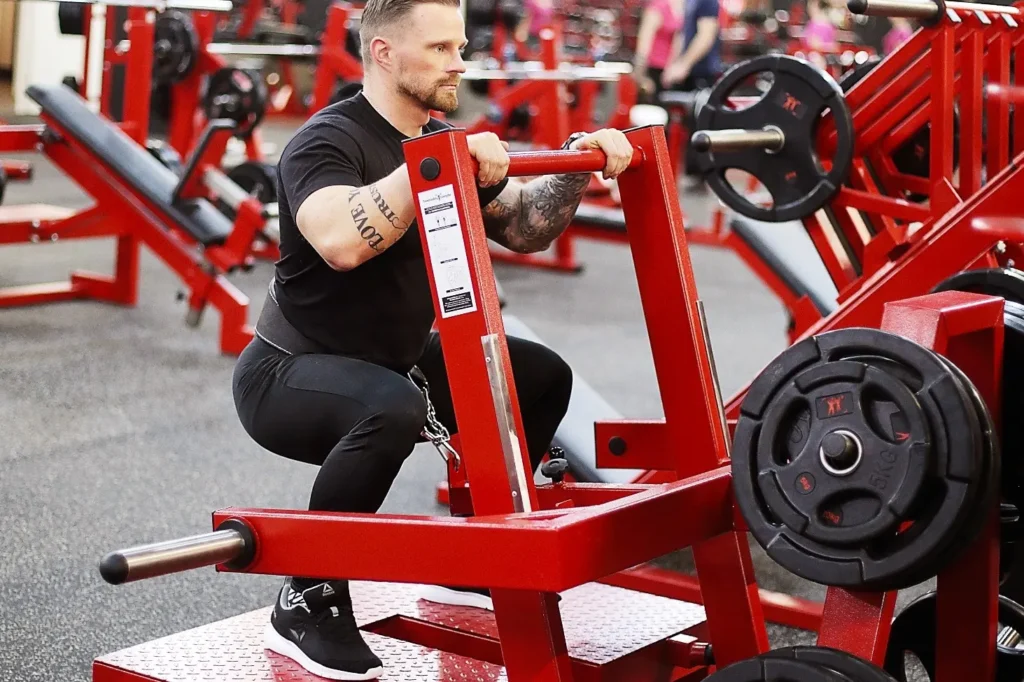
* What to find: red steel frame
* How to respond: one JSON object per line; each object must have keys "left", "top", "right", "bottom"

{"left": 576, "top": 2, "right": 1024, "bottom": 630}
{"left": 306, "top": 3, "right": 365, "bottom": 114}
{"left": 97, "top": 134, "right": 1007, "bottom": 682}
{"left": 0, "top": 6, "right": 258, "bottom": 355}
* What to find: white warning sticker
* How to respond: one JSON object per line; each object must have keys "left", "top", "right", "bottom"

{"left": 418, "top": 184, "right": 478, "bottom": 318}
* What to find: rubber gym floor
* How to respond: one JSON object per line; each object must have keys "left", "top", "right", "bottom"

{"left": 0, "top": 104, "right": 934, "bottom": 681}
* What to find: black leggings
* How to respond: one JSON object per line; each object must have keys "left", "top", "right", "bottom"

{"left": 232, "top": 333, "right": 573, "bottom": 515}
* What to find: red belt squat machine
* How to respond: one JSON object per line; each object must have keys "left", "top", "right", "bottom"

{"left": 95, "top": 128, "right": 1005, "bottom": 681}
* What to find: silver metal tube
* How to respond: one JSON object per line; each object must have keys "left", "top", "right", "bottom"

{"left": 847, "top": 0, "right": 940, "bottom": 19}
{"left": 100, "top": 529, "right": 246, "bottom": 584}
{"left": 461, "top": 67, "right": 622, "bottom": 82}
{"left": 5, "top": 0, "right": 234, "bottom": 9}
{"left": 206, "top": 42, "right": 322, "bottom": 58}
{"left": 690, "top": 127, "right": 785, "bottom": 154}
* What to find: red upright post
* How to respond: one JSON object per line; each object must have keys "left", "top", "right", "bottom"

{"left": 615, "top": 125, "right": 769, "bottom": 666}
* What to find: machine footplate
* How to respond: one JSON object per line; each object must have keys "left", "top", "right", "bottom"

{"left": 95, "top": 581, "right": 706, "bottom": 681}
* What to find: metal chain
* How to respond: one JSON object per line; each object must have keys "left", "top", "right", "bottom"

{"left": 408, "top": 368, "right": 461, "bottom": 471}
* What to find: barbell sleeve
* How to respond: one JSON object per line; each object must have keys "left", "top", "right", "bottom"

{"left": 99, "top": 520, "right": 254, "bottom": 585}
{"left": 12, "top": 0, "right": 234, "bottom": 9}
{"left": 847, "top": 0, "right": 941, "bottom": 19}
{"left": 690, "top": 128, "right": 785, "bottom": 154}
{"left": 206, "top": 43, "right": 322, "bottom": 58}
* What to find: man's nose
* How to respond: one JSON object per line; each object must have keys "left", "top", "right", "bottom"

{"left": 449, "top": 50, "right": 466, "bottom": 73}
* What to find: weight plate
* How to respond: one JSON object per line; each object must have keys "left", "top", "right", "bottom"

{"left": 708, "top": 656, "right": 854, "bottom": 681}
{"left": 733, "top": 327, "right": 986, "bottom": 590}
{"left": 227, "top": 161, "right": 278, "bottom": 204}
{"left": 153, "top": 11, "right": 199, "bottom": 86}
{"left": 884, "top": 591, "right": 1024, "bottom": 682}
{"left": 933, "top": 267, "right": 1024, "bottom": 306}
{"left": 765, "top": 646, "right": 896, "bottom": 682}
{"left": 693, "top": 54, "right": 855, "bottom": 222}
{"left": 0, "top": 166, "right": 7, "bottom": 205}
{"left": 906, "top": 351, "right": 998, "bottom": 587}
{"left": 58, "top": 2, "right": 86, "bottom": 36}
{"left": 202, "top": 68, "right": 268, "bottom": 139}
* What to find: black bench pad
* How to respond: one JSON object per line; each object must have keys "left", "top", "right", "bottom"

{"left": 573, "top": 203, "right": 626, "bottom": 232}
{"left": 729, "top": 217, "right": 838, "bottom": 316}
{"left": 27, "top": 85, "right": 232, "bottom": 247}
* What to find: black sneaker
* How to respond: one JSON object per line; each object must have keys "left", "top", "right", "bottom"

{"left": 264, "top": 580, "right": 384, "bottom": 680}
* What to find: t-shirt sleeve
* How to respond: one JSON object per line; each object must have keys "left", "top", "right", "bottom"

{"left": 478, "top": 178, "right": 510, "bottom": 209}
{"left": 695, "top": 0, "right": 719, "bottom": 20}
{"left": 279, "top": 120, "right": 364, "bottom": 215}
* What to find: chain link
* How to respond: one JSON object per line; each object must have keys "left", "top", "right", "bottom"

{"left": 409, "top": 367, "right": 461, "bottom": 471}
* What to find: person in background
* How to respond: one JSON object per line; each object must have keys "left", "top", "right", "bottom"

{"left": 802, "top": 0, "right": 837, "bottom": 70}
{"left": 883, "top": 17, "right": 914, "bottom": 55}
{"left": 661, "top": 0, "right": 722, "bottom": 186}
{"left": 514, "top": 0, "right": 556, "bottom": 46}
{"left": 661, "top": 0, "right": 722, "bottom": 92}
{"left": 632, "top": 0, "right": 686, "bottom": 99}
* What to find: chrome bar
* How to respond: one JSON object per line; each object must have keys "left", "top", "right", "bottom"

{"left": 690, "top": 127, "right": 785, "bottom": 154}
{"left": 4, "top": 0, "right": 234, "bottom": 10}
{"left": 847, "top": 0, "right": 940, "bottom": 19}
{"left": 206, "top": 43, "right": 322, "bottom": 58}
{"left": 100, "top": 529, "right": 247, "bottom": 585}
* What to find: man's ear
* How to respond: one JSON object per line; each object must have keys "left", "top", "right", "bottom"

{"left": 370, "top": 35, "right": 394, "bottom": 71}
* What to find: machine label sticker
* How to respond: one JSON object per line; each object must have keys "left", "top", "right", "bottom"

{"left": 418, "top": 184, "right": 478, "bottom": 318}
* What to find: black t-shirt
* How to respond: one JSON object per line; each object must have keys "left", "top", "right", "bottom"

{"left": 274, "top": 93, "right": 508, "bottom": 373}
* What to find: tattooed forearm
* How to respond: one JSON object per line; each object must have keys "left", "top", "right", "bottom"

{"left": 348, "top": 189, "right": 384, "bottom": 252}
{"left": 515, "top": 172, "right": 591, "bottom": 250}
{"left": 368, "top": 183, "right": 405, "bottom": 229}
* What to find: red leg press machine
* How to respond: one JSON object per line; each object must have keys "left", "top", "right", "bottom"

{"left": 93, "top": 126, "right": 1008, "bottom": 681}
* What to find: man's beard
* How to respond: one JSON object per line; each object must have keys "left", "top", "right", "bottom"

{"left": 397, "top": 75, "right": 460, "bottom": 113}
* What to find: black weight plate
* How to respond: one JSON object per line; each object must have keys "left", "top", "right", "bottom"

{"left": 0, "top": 166, "right": 6, "bottom": 206}
{"left": 908, "top": 351, "right": 998, "bottom": 587}
{"left": 933, "top": 267, "right": 1024, "bottom": 306}
{"left": 58, "top": 2, "right": 86, "bottom": 35}
{"left": 694, "top": 54, "right": 855, "bottom": 222}
{"left": 733, "top": 327, "right": 986, "bottom": 590}
{"left": 708, "top": 656, "right": 853, "bottom": 681}
{"left": 227, "top": 161, "right": 277, "bottom": 204}
{"left": 884, "top": 591, "right": 1024, "bottom": 682}
{"left": 202, "top": 68, "right": 268, "bottom": 139}
{"left": 153, "top": 11, "right": 198, "bottom": 86}
{"left": 814, "top": 348, "right": 983, "bottom": 590}
{"left": 765, "top": 646, "right": 896, "bottom": 682}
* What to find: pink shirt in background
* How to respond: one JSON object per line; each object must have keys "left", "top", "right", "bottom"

{"left": 883, "top": 25, "right": 913, "bottom": 54}
{"left": 648, "top": 0, "right": 684, "bottom": 68}
{"left": 526, "top": 0, "right": 557, "bottom": 34}
{"left": 802, "top": 19, "right": 836, "bottom": 50}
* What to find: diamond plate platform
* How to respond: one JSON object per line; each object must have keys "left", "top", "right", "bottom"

{"left": 96, "top": 609, "right": 508, "bottom": 682}
{"left": 96, "top": 582, "right": 706, "bottom": 681}
{"left": 351, "top": 581, "right": 706, "bottom": 665}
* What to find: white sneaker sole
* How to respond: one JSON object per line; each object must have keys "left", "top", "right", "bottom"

{"left": 264, "top": 622, "right": 384, "bottom": 680}
{"left": 417, "top": 585, "right": 494, "bottom": 611}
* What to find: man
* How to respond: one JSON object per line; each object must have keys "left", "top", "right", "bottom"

{"left": 230, "top": 0, "right": 633, "bottom": 678}
{"left": 661, "top": 0, "right": 723, "bottom": 92}
{"left": 661, "top": 0, "right": 722, "bottom": 182}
